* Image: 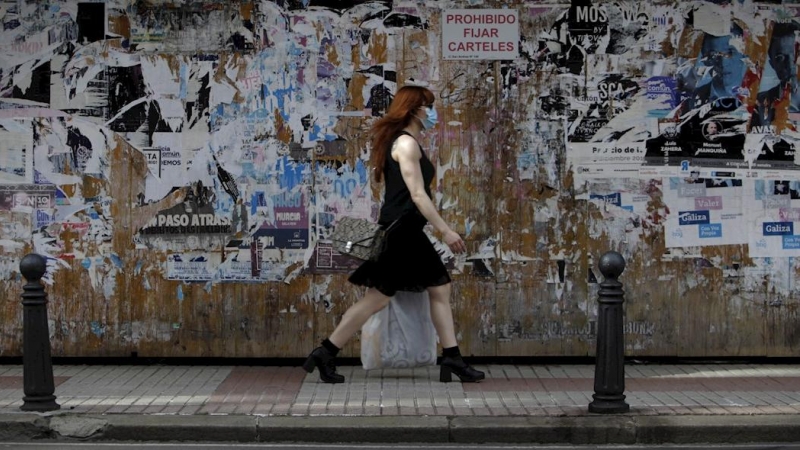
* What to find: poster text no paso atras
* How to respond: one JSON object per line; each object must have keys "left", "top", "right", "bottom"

{"left": 139, "top": 185, "right": 232, "bottom": 237}
{"left": 140, "top": 209, "right": 231, "bottom": 235}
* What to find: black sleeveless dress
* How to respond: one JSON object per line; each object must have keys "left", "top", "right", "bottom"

{"left": 347, "top": 131, "right": 451, "bottom": 296}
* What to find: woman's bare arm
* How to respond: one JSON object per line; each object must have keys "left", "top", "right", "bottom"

{"left": 392, "top": 135, "right": 466, "bottom": 253}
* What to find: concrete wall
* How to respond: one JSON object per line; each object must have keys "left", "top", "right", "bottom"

{"left": 0, "top": 0, "right": 798, "bottom": 358}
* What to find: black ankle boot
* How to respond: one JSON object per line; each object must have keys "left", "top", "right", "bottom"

{"left": 439, "top": 355, "right": 485, "bottom": 383}
{"left": 302, "top": 347, "right": 345, "bottom": 383}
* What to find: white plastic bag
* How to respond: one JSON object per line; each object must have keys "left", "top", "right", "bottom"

{"left": 360, "top": 290, "right": 437, "bottom": 370}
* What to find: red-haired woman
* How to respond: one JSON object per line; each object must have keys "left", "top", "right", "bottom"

{"left": 303, "top": 85, "right": 484, "bottom": 384}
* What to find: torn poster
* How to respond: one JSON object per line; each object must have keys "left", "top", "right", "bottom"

{"left": 252, "top": 189, "right": 310, "bottom": 250}
{"left": 166, "top": 252, "right": 219, "bottom": 281}
{"left": 0, "top": 127, "right": 33, "bottom": 184}
{"left": 746, "top": 180, "right": 800, "bottom": 256}
{"left": 663, "top": 177, "right": 746, "bottom": 247}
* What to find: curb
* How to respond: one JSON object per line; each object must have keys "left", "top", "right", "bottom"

{"left": 1, "top": 413, "right": 799, "bottom": 444}
{"left": 0, "top": 415, "right": 51, "bottom": 441}
{"left": 449, "top": 415, "right": 800, "bottom": 444}
{"left": 102, "top": 415, "right": 258, "bottom": 442}
{"left": 635, "top": 415, "right": 800, "bottom": 445}
{"left": 449, "top": 416, "right": 638, "bottom": 444}
{"left": 259, "top": 416, "right": 449, "bottom": 443}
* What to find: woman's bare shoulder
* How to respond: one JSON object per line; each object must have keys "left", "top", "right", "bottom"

{"left": 391, "top": 134, "right": 421, "bottom": 160}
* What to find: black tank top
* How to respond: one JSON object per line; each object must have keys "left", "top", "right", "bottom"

{"left": 378, "top": 131, "right": 434, "bottom": 225}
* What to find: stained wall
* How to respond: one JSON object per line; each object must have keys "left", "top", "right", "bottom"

{"left": 0, "top": 0, "right": 798, "bottom": 358}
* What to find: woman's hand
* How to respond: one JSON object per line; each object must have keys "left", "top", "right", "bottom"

{"left": 443, "top": 229, "right": 466, "bottom": 254}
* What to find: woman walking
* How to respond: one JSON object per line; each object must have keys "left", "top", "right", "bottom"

{"left": 303, "top": 85, "right": 484, "bottom": 384}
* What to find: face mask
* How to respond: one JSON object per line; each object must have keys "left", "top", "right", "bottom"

{"left": 419, "top": 106, "right": 438, "bottom": 129}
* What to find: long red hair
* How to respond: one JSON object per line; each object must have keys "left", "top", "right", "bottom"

{"left": 369, "top": 86, "right": 434, "bottom": 183}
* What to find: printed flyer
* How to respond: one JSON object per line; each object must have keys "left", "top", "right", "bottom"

{"left": 745, "top": 180, "right": 800, "bottom": 257}
{"left": 663, "top": 177, "right": 746, "bottom": 247}
{"left": 0, "top": 128, "right": 33, "bottom": 184}
{"left": 568, "top": 142, "right": 646, "bottom": 180}
{"left": 588, "top": 190, "right": 651, "bottom": 213}
{"left": 166, "top": 252, "right": 218, "bottom": 281}
{"left": 253, "top": 189, "right": 310, "bottom": 250}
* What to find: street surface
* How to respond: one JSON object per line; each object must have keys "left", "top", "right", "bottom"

{"left": 3, "top": 443, "right": 800, "bottom": 449}
{"left": 2, "top": 363, "right": 800, "bottom": 446}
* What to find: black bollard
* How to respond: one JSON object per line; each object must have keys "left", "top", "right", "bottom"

{"left": 19, "top": 253, "right": 60, "bottom": 412}
{"left": 588, "top": 251, "right": 629, "bottom": 414}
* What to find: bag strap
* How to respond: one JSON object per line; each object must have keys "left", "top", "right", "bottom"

{"left": 349, "top": 234, "right": 378, "bottom": 245}
{"left": 384, "top": 218, "right": 400, "bottom": 233}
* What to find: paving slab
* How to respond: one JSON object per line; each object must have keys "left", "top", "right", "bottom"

{"left": 0, "top": 362, "right": 798, "bottom": 443}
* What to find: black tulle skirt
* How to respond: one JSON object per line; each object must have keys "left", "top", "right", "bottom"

{"left": 348, "top": 214, "right": 451, "bottom": 297}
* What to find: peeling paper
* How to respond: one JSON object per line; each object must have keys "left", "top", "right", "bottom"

{"left": 501, "top": 250, "right": 535, "bottom": 262}
{"left": 693, "top": 3, "right": 731, "bottom": 37}
{"left": 33, "top": 232, "right": 70, "bottom": 285}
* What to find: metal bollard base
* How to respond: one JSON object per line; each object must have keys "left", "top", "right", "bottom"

{"left": 588, "top": 394, "right": 630, "bottom": 414}
{"left": 21, "top": 395, "right": 60, "bottom": 412}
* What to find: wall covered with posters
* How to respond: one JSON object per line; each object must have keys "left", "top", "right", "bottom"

{"left": 0, "top": 0, "right": 798, "bottom": 358}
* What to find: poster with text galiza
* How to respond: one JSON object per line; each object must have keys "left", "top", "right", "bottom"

{"left": 664, "top": 177, "right": 746, "bottom": 248}
{"left": 746, "top": 180, "right": 800, "bottom": 257}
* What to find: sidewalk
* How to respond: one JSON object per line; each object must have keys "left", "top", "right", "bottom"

{"left": 1, "top": 362, "right": 800, "bottom": 444}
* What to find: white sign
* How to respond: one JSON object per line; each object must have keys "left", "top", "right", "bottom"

{"left": 568, "top": 142, "right": 647, "bottom": 181}
{"left": 442, "top": 9, "right": 519, "bottom": 60}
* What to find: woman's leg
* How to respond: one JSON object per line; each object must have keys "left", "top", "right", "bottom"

{"left": 304, "top": 287, "right": 391, "bottom": 383}
{"left": 427, "top": 283, "right": 484, "bottom": 383}
{"left": 328, "top": 288, "right": 391, "bottom": 348}
{"left": 426, "top": 283, "right": 457, "bottom": 348}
